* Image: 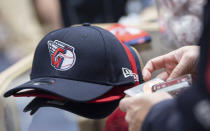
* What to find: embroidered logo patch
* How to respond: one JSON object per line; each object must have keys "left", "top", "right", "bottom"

{"left": 122, "top": 67, "right": 139, "bottom": 82}
{"left": 48, "top": 40, "right": 76, "bottom": 71}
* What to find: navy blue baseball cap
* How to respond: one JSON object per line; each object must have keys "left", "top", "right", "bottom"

{"left": 9, "top": 35, "right": 144, "bottom": 118}
{"left": 10, "top": 43, "right": 143, "bottom": 119}
{"left": 4, "top": 25, "right": 136, "bottom": 102}
{"left": 23, "top": 97, "right": 121, "bottom": 119}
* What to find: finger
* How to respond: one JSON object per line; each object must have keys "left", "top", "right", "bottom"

{"left": 142, "top": 69, "right": 151, "bottom": 81}
{"left": 125, "top": 113, "right": 131, "bottom": 123}
{"left": 119, "top": 98, "right": 130, "bottom": 112}
{"left": 156, "top": 71, "right": 169, "bottom": 81}
{"left": 142, "top": 55, "right": 170, "bottom": 81}
{"left": 168, "top": 57, "right": 187, "bottom": 80}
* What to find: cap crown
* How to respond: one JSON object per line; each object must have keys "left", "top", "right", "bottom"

{"left": 31, "top": 26, "right": 134, "bottom": 86}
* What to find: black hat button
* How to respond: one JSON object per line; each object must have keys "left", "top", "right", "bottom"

{"left": 82, "top": 23, "right": 91, "bottom": 26}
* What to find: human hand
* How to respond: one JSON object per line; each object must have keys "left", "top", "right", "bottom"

{"left": 119, "top": 92, "right": 172, "bottom": 131}
{"left": 142, "top": 46, "right": 199, "bottom": 81}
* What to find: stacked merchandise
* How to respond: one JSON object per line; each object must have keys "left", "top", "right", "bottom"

{"left": 4, "top": 24, "right": 148, "bottom": 121}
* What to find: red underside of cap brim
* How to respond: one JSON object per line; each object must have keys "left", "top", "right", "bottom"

{"left": 13, "top": 85, "right": 130, "bottom": 103}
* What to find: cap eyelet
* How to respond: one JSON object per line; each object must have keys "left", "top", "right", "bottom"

{"left": 82, "top": 23, "right": 91, "bottom": 26}
{"left": 31, "top": 78, "right": 56, "bottom": 86}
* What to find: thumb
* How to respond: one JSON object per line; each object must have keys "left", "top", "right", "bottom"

{"left": 119, "top": 98, "right": 130, "bottom": 112}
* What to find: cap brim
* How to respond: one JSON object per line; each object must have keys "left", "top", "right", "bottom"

{"left": 13, "top": 86, "right": 128, "bottom": 103}
{"left": 4, "top": 77, "right": 113, "bottom": 102}
{"left": 24, "top": 97, "right": 120, "bottom": 119}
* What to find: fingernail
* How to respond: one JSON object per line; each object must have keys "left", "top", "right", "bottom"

{"left": 143, "top": 75, "right": 148, "bottom": 81}
{"left": 167, "top": 77, "right": 172, "bottom": 81}
{"left": 143, "top": 72, "right": 151, "bottom": 81}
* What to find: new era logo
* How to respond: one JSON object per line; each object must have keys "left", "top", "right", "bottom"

{"left": 122, "top": 67, "right": 139, "bottom": 82}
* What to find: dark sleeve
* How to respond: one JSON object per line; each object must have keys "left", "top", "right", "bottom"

{"left": 142, "top": 87, "right": 207, "bottom": 131}
{"left": 141, "top": 99, "right": 185, "bottom": 131}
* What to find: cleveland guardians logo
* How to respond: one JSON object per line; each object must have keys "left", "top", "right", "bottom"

{"left": 47, "top": 40, "right": 76, "bottom": 71}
